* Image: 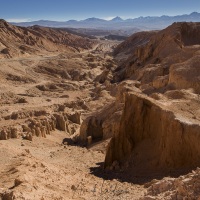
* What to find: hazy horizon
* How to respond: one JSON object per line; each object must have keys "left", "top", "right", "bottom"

{"left": 1, "top": 0, "right": 200, "bottom": 22}
{"left": 5, "top": 11, "right": 200, "bottom": 23}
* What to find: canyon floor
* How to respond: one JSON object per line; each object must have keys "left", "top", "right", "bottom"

{"left": 0, "top": 39, "right": 146, "bottom": 200}
{"left": 1, "top": 21, "right": 200, "bottom": 200}
{"left": 0, "top": 131, "right": 145, "bottom": 200}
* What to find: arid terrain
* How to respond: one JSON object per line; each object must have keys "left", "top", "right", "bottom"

{"left": 0, "top": 20, "right": 200, "bottom": 200}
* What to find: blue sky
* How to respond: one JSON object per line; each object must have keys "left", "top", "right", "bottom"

{"left": 1, "top": 0, "right": 200, "bottom": 22}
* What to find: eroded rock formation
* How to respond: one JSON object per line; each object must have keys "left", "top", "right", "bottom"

{"left": 105, "top": 91, "right": 200, "bottom": 172}
{"left": 0, "top": 112, "right": 78, "bottom": 141}
{"left": 78, "top": 81, "right": 135, "bottom": 143}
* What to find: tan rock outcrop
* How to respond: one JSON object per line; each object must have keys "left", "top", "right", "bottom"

{"left": 0, "top": 130, "right": 7, "bottom": 140}
{"left": 0, "top": 127, "right": 19, "bottom": 140}
{"left": 22, "top": 132, "right": 33, "bottom": 141}
{"left": 113, "top": 22, "right": 200, "bottom": 85}
{"left": 23, "top": 116, "right": 57, "bottom": 139}
{"left": 105, "top": 91, "right": 200, "bottom": 172}
{"left": 53, "top": 113, "right": 67, "bottom": 132}
{"left": 10, "top": 127, "right": 18, "bottom": 138}
{"left": 79, "top": 81, "right": 139, "bottom": 143}
{"left": 35, "top": 127, "right": 42, "bottom": 137}
{"left": 152, "top": 75, "right": 169, "bottom": 89}
{"left": 67, "top": 112, "right": 82, "bottom": 125}
{"left": 169, "top": 55, "right": 200, "bottom": 94}
{"left": 79, "top": 116, "right": 103, "bottom": 142}
{"left": 0, "top": 112, "right": 73, "bottom": 141}
{"left": 142, "top": 168, "right": 200, "bottom": 199}
{"left": 94, "top": 69, "right": 111, "bottom": 84}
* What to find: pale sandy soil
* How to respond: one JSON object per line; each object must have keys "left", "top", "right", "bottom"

{"left": 0, "top": 40, "right": 146, "bottom": 200}
{"left": 0, "top": 131, "right": 145, "bottom": 200}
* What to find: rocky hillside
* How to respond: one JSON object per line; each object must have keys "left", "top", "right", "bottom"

{"left": 113, "top": 22, "right": 200, "bottom": 85}
{"left": 78, "top": 22, "right": 200, "bottom": 199}
{"left": 0, "top": 20, "right": 126, "bottom": 199}
{"left": 106, "top": 22, "right": 200, "bottom": 163}
{"left": 105, "top": 91, "right": 200, "bottom": 170}
{"left": 113, "top": 31, "right": 156, "bottom": 62}
{"left": 0, "top": 19, "right": 95, "bottom": 58}
{"left": 1, "top": 19, "right": 200, "bottom": 199}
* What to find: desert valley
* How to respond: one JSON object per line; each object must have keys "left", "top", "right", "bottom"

{"left": 0, "top": 17, "right": 200, "bottom": 200}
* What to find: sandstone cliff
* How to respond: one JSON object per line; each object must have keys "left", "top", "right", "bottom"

{"left": 101, "top": 25, "right": 200, "bottom": 173}
{"left": 105, "top": 91, "right": 200, "bottom": 173}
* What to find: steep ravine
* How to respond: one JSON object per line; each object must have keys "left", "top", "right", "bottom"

{"left": 105, "top": 91, "right": 200, "bottom": 173}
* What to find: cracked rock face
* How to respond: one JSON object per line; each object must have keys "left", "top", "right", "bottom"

{"left": 105, "top": 91, "right": 200, "bottom": 172}
{"left": 102, "top": 23, "right": 200, "bottom": 179}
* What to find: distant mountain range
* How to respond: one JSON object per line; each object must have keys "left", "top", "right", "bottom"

{"left": 11, "top": 12, "right": 200, "bottom": 33}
